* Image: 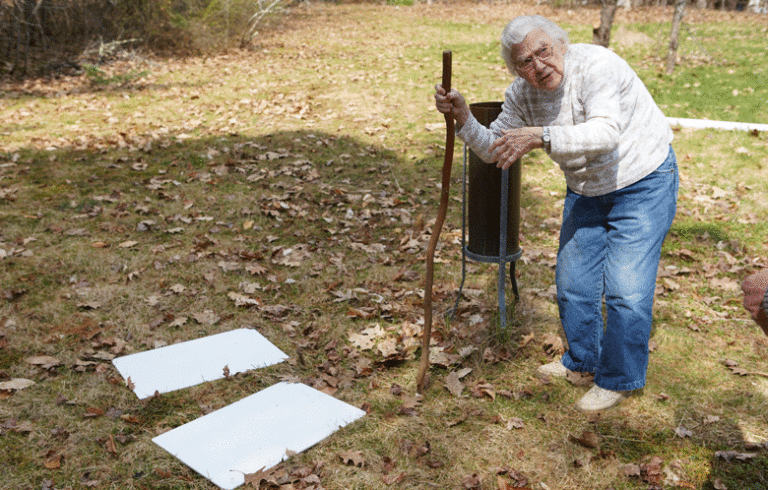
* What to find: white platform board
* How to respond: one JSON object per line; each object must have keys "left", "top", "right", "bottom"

{"left": 152, "top": 382, "right": 366, "bottom": 490}
{"left": 112, "top": 328, "right": 288, "bottom": 399}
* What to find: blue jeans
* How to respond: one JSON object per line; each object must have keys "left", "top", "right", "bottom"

{"left": 557, "top": 146, "right": 679, "bottom": 391}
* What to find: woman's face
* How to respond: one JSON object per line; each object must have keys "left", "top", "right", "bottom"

{"left": 511, "top": 28, "right": 567, "bottom": 91}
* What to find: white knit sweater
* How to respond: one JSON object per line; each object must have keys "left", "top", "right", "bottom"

{"left": 457, "top": 43, "right": 674, "bottom": 197}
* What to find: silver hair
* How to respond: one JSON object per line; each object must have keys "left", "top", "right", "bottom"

{"left": 500, "top": 15, "right": 570, "bottom": 75}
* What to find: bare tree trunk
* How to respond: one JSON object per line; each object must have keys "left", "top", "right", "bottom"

{"left": 240, "top": 0, "right": 284, "bottom": 47}
{"left": 696, "top": 0, "right": 708, "bottom": 9}
{"left": 593, "top": 0, "right": 619, "bottom": 48}
{"left": 665, "top": 0, "right": 686, "bottom": 75}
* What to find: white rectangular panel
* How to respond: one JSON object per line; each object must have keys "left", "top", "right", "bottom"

{"left": 112, "top": 328, "right": 288, "bottom": 399}
{"left": 152, "top": 382, "right": 366, "bottom": 489}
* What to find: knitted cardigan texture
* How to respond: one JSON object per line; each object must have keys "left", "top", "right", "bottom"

{"left": 457, "top": 43, "right": 674, "bottom": 197}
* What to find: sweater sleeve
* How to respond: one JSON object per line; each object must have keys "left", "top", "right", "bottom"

{"left": 455, "top": 87, "right": 526, "bottom": 164}
{"left": 549, "top": 52, "right": 622, "bottom": 161}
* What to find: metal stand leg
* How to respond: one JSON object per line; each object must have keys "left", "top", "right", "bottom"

{"left": 449, "top": 145, "right": 469, "bottom": 321}
{"left": 510, "top": 261, "right": 520, "bottom": 301}
{"left": 498, "top": 167, "right": 509, "bottom": 330}
{"left": 451, "top": 144, "right": 522, "bottom": 330}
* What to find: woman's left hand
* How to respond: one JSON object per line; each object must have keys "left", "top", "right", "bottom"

{"left": 490, "top": 127, "right": 543, "bottom": 169}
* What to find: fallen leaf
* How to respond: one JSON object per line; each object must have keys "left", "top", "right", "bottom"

{"left": 382, "top": 472, "right": 405, "bottom": 485}
{"left": 105, "top": 435, "right": 117, "bottom": 455}
{"left": 377, "top": 338, "right": 398, "bottom": 358}
{"left": 246, "top": 263, "right": 267, "bottom": 275}
{"left": 348, "top": 332, "right": 375, "bottom": 350}
{"left": 354, "top": 358, "right": 373, "bottom": 377}
{"left": 445, "top": 371, "right": 465, "bottom": 397}
{"left": 192, "top": 310, "right": 219, "bottom": 324}
{"left": 25, "top": 355, "right": 61, "bottom": 369}
{"left": 519, "top": 331, "right": 535, "bottom": 347}
{"left": 729, "top": 366, "right": 750, "bottom": 376}
{"left": 506, "top": 417, "right": 525, "bottom": 430}
{"left": 711, "top": 276, "right": 740, "bottom": 291}
{"left": 382, "top": 455, "right": 397, "bottom": 473}
{"left": 227, "top": 292, "right": 260, "bottom": 307}
{"left": 463, "top": 473, "right": 482, "bottom": 489}
{"left": 640, "top": 456, "right": 663, "bottom": 485}
{"left": 85, "top": 406, "right": 104, "bottom": 417}
{"left": 566, "top": 370, "right": 594, "bottom": 387}
{"left": 541, "top": 333, "right": 564, "bottom": 356}
{"left": 0, "top": 378, "right": 35, "bottom": 391}
{"left": 569, "top": 431, "right": 599, "bottom": 449}
{"left": 120, "top": 414, "right": 140, "bottom": 424}
{"left": 169, "top": 316, "right": 187, "bottom": 328}
{"left": 77, "top": 301, "right": 102, "bottom": 310}
{"left": 430, "top": 349, "right": 461, "bottom": 368}
{"left": 470, "top": 381, "right": 496, "bottom": 401}
{"left": 744, "top": 440, "right": 768, "bottom": 451}
{"left": 496, "top": 467, "right": 529, "bottom": 487}
{"left": 398, "top": 396, "right": 421, "bottom": 416}
{"left": 347, "top": 307, "right": 376, "bottom": 320}
{"left": 43, "top": 453, "right": 62, "bottom": 469}
{"left": 622, "top": 463, "right": 641, "bottom": 477}
{"left": 338, "top": 450, "right": 365, "bottom": 467}
{"left": 674, "top": 426, "right": 692, "bottom": 438}
{"left": 244, "top": 466, "right": 280, "bottom": 487}
{"left": 447, "top": 413, "right": 468, "bottom": 427}
{"left": 261, "top": 304, "right": 290, "bottom": 318}
{"left": 497, "top": 475, "right": 517, "bottom": 490}
{"left": 715, "top": 450, "right": 756, "bottom": 462}
{"left": 713, "top": 477, "right": 728, "bottom": 490}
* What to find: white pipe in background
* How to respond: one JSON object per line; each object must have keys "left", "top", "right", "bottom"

{"left": 667, "top": 117, "right": 768, "bottom": 132}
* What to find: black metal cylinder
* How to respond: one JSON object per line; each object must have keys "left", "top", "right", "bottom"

{"left": 467, "top": 101, "right": 521, "bottom": 259}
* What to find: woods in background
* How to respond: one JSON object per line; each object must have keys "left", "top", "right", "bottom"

{"left": 1, "top": 0, "right": 766, "bottom": 77}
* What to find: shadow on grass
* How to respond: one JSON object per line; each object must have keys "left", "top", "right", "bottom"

{"left": 694, "top": 388, "right": 768, "bottom": 490}
{"left": 0, "top": 128, "right": 428, "bottom": 487}
{"left": 585, "top": 372, "right": 768, "bottom": 489}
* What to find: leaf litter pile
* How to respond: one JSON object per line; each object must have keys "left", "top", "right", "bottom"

{"left": 2, "top": 2, "right": 768, "bottom": 489}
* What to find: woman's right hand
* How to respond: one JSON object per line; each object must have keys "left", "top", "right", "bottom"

{"left": 434, "top": 85, "right": 470, "bottom": 128}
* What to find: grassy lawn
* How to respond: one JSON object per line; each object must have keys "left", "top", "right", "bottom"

{"left": 1, "top": 2, "right": 767, "bottom": 489}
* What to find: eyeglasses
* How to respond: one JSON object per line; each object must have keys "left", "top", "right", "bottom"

{"left": 514, "top": 44, "right": 552, "bottom": 72}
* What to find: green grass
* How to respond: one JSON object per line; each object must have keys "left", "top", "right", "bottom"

{"left": 1, "top": 3, "right": 768, "bottom": 490}
{"left": 626, "top": 21, "right": 768, "bottom": 123}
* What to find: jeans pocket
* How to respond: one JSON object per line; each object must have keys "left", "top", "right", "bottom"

{"left": 652, "top": 146, "right": 677, "bottom": 175}
{"left": 653, "top": 166, "right": 675, "bottom": 175}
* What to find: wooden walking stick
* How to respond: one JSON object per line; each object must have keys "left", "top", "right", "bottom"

{"left": 416, "top": 50, "right": 454, "bottom": 395}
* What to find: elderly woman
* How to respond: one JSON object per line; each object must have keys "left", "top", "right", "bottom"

{"left": 435, "top": 15, "right": 678, "bottom": 412}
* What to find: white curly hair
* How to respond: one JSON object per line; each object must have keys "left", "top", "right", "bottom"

{"left": 500, "top": 15, "right": 570, "bottom": 75}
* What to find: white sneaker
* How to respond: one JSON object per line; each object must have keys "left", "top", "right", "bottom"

{"left": 537, "top": 360, "right": 568, "bottom": 378}
{"left": 575, "top": 385, "right": 629, "bottom": 412}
